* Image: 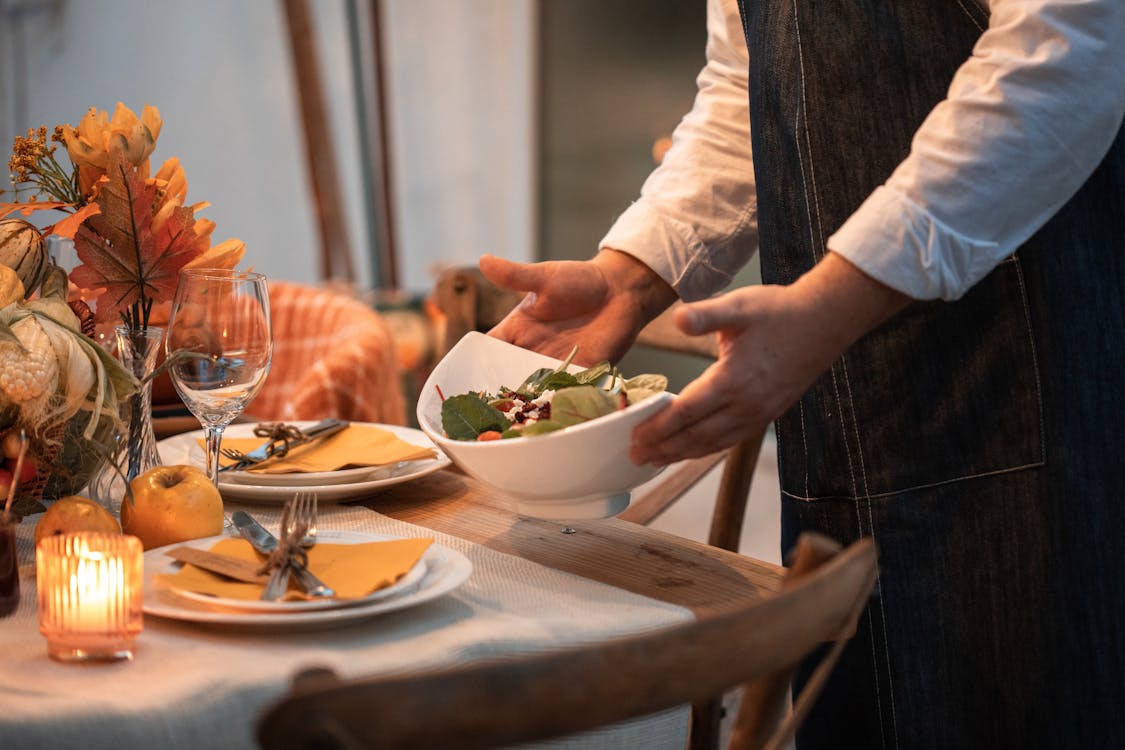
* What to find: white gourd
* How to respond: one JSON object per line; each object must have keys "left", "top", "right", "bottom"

{"left": 0, "top": 317, "right": 59, "bottom": 404}
{"left": 37, "top": 315, "right": 97, "bottom": 421}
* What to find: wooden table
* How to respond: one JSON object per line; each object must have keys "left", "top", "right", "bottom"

{"left": 151, "top": 412, "right": 785, "bottom": 613}
{"left": 368, "top": 467, "right": 787, "bottom": 749}
{"left": 2, "top": 460, "right": 788, "bottom": 750}
{"left": 366, "top": 467, "right": 785, "bottom": 619}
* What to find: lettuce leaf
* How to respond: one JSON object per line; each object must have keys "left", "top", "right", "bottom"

{"left": 441, "top": 393, "right": 511, "bottom": 440}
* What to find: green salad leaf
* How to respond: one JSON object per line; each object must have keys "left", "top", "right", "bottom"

{"left": 549, "top": 386, "right": 621, "bottom": 427}
{"left": 516, "top": 367, "right": 554, "bottom": 395}
{"left": 534, "top": 370, "right": 581, "bottom": 393}
{"left": 440, "top": 348, "right": 666, "bottom": 441}
{"left": 517, "top": 420, "right": 566, "bottom": 437}
{"left": 623, "top": 373, "right": 669, "bottom": 405}
{"left": 441, "top": 393, "right": 511, "bottom": 440}
{"left": 574, "top": 361, "right": 612, "bottom": 385}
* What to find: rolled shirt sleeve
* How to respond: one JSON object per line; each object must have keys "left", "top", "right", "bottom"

{"left": 830, "top": 0, "right": 1125, "bottom": 300}
{"left": 599, "top": 0, "right": 759, "bottom": 303}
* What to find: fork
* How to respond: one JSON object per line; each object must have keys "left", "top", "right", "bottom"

{"left": 288, "top": 492, "right": 335, "bottom": 598}
{"left": 219, "top": 446, "right": 259, "bottom": 462}
{"left": 260, "top": 500, "right": 298, "bottom": 600}
{"left": 261, "top": 558, "right": 291, "bottom": 601}
{"left": 220, "top": 419, "right": 348, "bottom": 472}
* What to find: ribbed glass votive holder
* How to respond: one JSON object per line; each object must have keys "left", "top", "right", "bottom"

{"left": 37, "top": 532, "right": 143, "bottom": 662}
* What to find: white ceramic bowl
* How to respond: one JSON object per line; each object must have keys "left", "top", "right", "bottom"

{"left": 416, "top": 332, "right": 673, "bottom": 519}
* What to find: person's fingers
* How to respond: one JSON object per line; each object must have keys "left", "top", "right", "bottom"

{"left": 632, "top": 406, "right": 751, "bottom": 465}
{"left": 630, "top": 367, "right": 734, "bottom": 460}
{"left": 634, "top": 382, "right": 726, "bottom": 446}
{"left": 479, "top": 254, "right": 545, "bottom": 295}
{"left": 482, "top": 254, "right": 612, "bottom": 324}
{"left": 676, "top": 291, "right": 753, "bottom": 336}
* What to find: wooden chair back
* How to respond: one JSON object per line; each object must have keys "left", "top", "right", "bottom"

{"left": 257, "top": 532, "right": 877, "bottom": 750}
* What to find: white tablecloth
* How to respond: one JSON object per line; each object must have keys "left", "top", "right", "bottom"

{"left": 0, "top": 502, "right": 692, "bottom": 750}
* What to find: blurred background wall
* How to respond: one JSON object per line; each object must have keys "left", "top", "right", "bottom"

{"left": 1, "top": 0, "right": 778, "bottom": 558}
{"left": 0, "top": 0, "right": 536, "bottom": 293}
{"left": 1, "top": 0, "right": 758, "bottom": 390}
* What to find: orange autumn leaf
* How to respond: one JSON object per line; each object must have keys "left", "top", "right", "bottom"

{"left": 69, "top": 154, "right": 209, "bottom": 324}
{"left": 49, "top": 203, "right": 102, "bottom": 239}
{"left": 183, "top": 237, "right": 245, "bottom": 271}
{"left": 0, "top": 200, "right": 72, "bottom": 219}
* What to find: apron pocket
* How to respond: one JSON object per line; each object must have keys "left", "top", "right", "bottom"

{"left": 777, "top": 256, "right": 1044, "bottom": 501}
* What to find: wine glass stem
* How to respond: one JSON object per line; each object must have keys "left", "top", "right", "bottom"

{"left": 203, "top": 425, "right": 226, "bottom": 485}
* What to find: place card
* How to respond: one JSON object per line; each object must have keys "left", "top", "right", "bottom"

{"left": 165, "top": 546, "right": 269, "bottom": 584}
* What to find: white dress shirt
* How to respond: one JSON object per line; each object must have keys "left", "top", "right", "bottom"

{"left": 600, "top": 0, "right": 1125, "bottom": 302}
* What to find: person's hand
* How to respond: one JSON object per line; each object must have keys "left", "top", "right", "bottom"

{"left": 480, "top": 249, "right": 676, "bottom": 365}
{"left": 631, "top": 252, "right": 910, "bottom": 465}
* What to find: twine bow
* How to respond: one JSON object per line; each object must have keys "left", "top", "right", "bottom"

{"left": 251, "top": 422, "right": 308, "bottom": 460}
{"left": 255, "top": 498, "right": 309, "bottom": 577}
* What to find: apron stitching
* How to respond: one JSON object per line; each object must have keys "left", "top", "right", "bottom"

{"left": 779, "top": 459, "right": 1046, "bottom": 501}
{"left": 793, "top": 6, "right": 890, "bottom": 747}
{"left": 790, "top": 5, "right": 820, "bottom": 511}
{"left": 952, "top": 0, "right": 987, "bottom": 32}
{"left": 792, "top": 3, "right": 826, "bottom": 260}
{"left": 798, "top": 399, "right": 810, "bottom": 498}
{"left": 840, "top": 358, "right": 902, "bottom": 750}
{"left": 1011, "top": 255, "right": 1048, "bottom": 464}
{"left": 826, "top": 366, "right": 891, "bottom": 750}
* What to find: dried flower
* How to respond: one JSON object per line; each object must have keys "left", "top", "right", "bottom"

{"left": 61, "top": 103, "right": 162, "bottom": 197}
{"left": 2, "top": 102, "right": 244, "bottom": 332}
{"left": 7, "top": 126, "right": 80, "bottom": 206}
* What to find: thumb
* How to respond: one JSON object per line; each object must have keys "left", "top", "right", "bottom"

{"left": 479, "top": 254, "right": 547, "bottom": 295}
{"left": 676, "top": 294, "right": 749, "bottom": 336}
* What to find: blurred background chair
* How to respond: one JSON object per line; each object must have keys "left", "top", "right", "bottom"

{"left": 428, "top": 266, "right": 764, "bottom": 553}
{"left": 250, "top": 281, "right": 406, "bottom": 425}
{"left": 257, "top": 532, "right": 877, "bottom": 750}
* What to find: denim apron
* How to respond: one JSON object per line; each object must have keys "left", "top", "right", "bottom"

{"left": 735, "top": 1, "right": 1125, "bottom": 747}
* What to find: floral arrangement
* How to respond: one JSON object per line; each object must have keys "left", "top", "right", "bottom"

{"left": 0, "top": 102, "right": 245, "bottom": 513}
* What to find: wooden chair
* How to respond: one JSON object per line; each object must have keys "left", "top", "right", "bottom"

{"left": 429, "top": 266, "right": 764, "bottom": 553}
{"left": 257, "top": 532, "right": 877, "bottom": 750}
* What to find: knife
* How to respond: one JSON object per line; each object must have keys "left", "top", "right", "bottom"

{"left": 219, "top": 418, "right": 348, "bottom": 473}
{"left": 231, "top": 511, "right": 335, "bottom": 598}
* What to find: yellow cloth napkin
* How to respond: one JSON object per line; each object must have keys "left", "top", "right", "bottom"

{"left": 155, "top": 536, "right": 433, "bottom": 601}
{"left": 209, "top": 424, "right": 436, "bottom": 474}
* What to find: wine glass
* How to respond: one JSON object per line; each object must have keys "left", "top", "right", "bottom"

{"left": 165, "top": 269, "right": 273, "bottom": 484}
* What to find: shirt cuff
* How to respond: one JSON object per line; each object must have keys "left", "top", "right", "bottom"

{"left": 828, "top": 186, "right": 1003, "bottom": 301}
{"left": 599, "top": 198, "right": 741, "bottom": 303}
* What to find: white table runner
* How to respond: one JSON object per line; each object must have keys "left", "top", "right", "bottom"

{"left": 0, "top": 503, "right": 692, "bottom": 750}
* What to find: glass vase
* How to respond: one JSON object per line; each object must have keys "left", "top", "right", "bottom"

{"left": 90, "top": 326, "right": 164, "bottom": 514}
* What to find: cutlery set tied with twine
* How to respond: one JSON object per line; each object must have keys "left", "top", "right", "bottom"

{"left": 238, "top": 495, "right": 333, "bottom": 600}
{"left": 156, "top": 494, "right": 434, "bottom": 604}
{"left": 210, "top": 419, "right": 437, "bottom": 475}
{"left": 218, "top": 419, "right": 348, "bottom": 473}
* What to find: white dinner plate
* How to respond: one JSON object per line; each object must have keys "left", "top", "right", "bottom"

{"left": 216, "top": 463, "right": 410, "bottom": 487}
{"left": 143, "top": 532, "right": 472, "bottom": 631}
{"left": 157, "top": 422, "right": 451, "bottom": 504}
{"left": 149, "top": 530, "right": 431, "bottom": 613}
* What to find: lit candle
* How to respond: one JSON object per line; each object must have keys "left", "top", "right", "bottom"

{"left": 37, "top": 532, "right": 143, "bottom": 662}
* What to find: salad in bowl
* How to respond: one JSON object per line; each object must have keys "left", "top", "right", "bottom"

{"left": 439, "top": 346, "right": 668, "bottom": 442}
{"left": 417, "top": 332, "right": 673, "bottom": 519}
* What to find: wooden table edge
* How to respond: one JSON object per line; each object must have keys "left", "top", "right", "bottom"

{"left": 362, "top": 468, "right": 785, "bottom": 618}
